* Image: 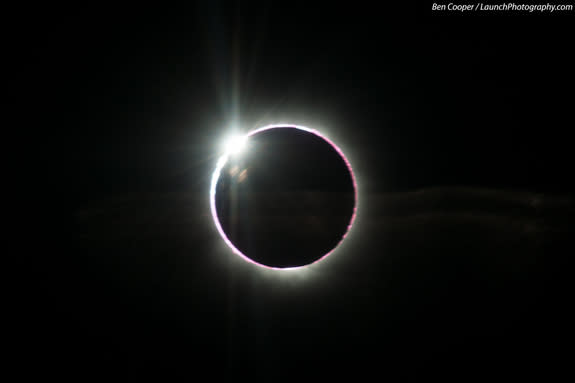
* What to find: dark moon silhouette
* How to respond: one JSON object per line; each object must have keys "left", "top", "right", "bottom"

{"left": 213, "top": 126, "right": 356, "bottom": 269}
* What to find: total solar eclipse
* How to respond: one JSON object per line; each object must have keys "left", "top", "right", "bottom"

{"left": 210, "top": 125, "right": 357, "bottom": 270}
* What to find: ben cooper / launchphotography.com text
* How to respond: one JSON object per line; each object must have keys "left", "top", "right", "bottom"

{"left": 431, "top": 3, "right": 574, "bottom": 12}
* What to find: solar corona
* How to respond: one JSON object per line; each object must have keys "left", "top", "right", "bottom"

{"left": 210, "top": 124, "right": 357, "bottom": 270}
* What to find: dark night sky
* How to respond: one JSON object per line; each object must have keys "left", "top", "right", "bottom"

{"left": 53, "top": 4, "right": 572, "bottom": 199}
{"left": 16, "top": 2, "right": 575, "bottom": 380}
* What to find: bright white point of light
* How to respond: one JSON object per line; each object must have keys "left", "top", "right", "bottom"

{"left": 224, "top": 134, "right": 248, "bottom": 155}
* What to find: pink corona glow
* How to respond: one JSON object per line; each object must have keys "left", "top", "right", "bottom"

{"left": 210, "top": 124, "right": 358, "bottom": 271}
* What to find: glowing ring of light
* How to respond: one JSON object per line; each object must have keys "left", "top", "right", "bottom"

{"left": 210, "top": 124, "right": 358, "bottom": 271}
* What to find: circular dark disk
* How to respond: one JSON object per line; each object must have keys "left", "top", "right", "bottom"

{"left": 214, "top": 126, "right": 356, "bottom": 269}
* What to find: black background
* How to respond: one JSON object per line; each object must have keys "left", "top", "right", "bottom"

{"left": 16, "top": 2, "right": 574, "bottom": 380}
